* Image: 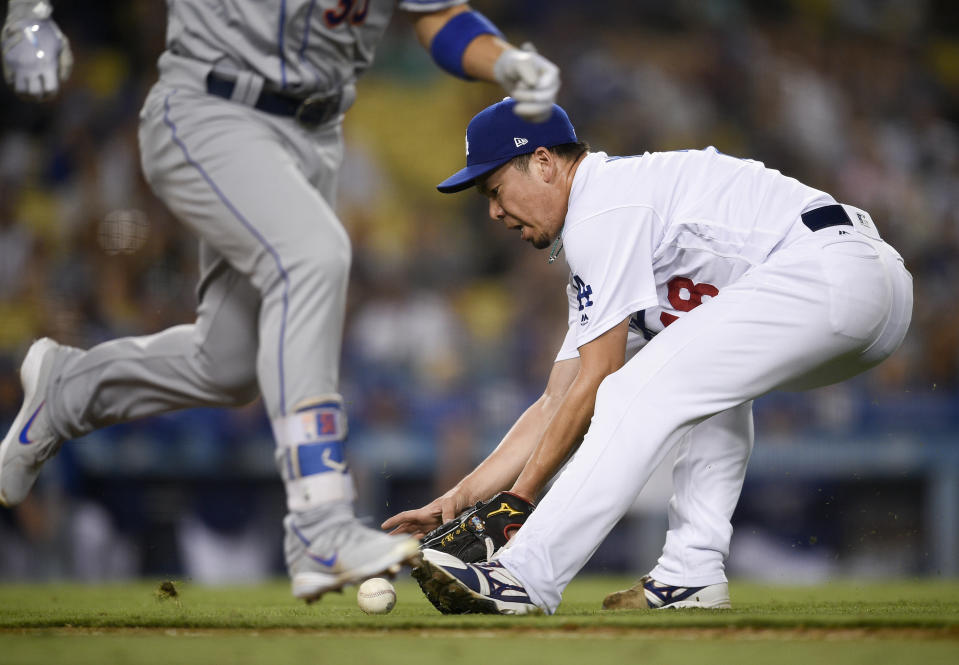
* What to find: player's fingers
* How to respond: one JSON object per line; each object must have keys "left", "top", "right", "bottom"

{"left": 386, "top": 519, "right": 422, "bottom": 535}
{"left": 509, "top": 84, "right": 559, "bottom": 104}
{"left": 40, "top": 70, "right": 58, "bottom": 99}
{"left": 439, "top": 498, "right": 459, "bottom": 523}
{"left": 513, "top": 101, "right": 552, "bottom": 123}
{"left": 518, "top": 58, "right": 559, "bottom": 90}
{"left": 380, "top": 511, "right": 410, "bottom": 531}
{"left": 58, "top": 37, "right": 73, "bottom": 80}
{"left": 14, "top": 71, "right": 30, "bottom": 96}
{"left": 30, "top": 73, "right": 48, "bottom": 99}
{"left": 383, "top": 504, "right": 442, "bottom": 533}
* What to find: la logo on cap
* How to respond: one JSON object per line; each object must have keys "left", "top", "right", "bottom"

{"left": 514, "top": 137, "right": 529, "bottom": 147}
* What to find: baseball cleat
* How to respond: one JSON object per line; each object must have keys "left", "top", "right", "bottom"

{"left": 602, "top": 575, "right": 731, "bottom": 610}
{"left": 285, "top": 510, "right": 420, "bottom": 603}
{"left": 413, "top": 548, "right": 541, "bottom": 615}
{"left": 0, "top": 338, "right": 65, "bottom": 507}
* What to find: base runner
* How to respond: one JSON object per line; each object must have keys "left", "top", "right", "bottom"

{"left": 0, "top": 1, "right": 560, "bottom": 602}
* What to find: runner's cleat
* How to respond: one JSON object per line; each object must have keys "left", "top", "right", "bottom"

{"left": 285, "top": 508, "right": 420, "bottom": 602}
{"left": 0, "top": 338, "right": 64, "bottom": 507}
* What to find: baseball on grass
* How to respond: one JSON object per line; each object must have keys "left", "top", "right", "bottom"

{"left": 357, "top": 578, "right": 397, "bottom": 614}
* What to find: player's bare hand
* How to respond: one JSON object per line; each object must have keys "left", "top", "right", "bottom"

{"left": 381, "top": 492, "right": 471, "bottom": 537}
{"left": 2, "top": 1, "right": 73, "bottom": 101}
{"left": 494, "top": 43, "right": 559, "bottom": 123}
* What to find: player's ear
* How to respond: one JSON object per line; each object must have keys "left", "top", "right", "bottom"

{"left": 533, "top": 146, "right": 555, "bottom": 182}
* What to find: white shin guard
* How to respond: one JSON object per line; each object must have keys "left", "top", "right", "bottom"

{"left": 272, "top": 395, "right": 356, "bottom": 513}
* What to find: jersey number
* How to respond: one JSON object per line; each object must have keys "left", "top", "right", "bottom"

{"left": 660, "top": 277, "right": 718, "bottom": 327}
{"left": 325, "top": 0, "right": 370, "bottom": 27}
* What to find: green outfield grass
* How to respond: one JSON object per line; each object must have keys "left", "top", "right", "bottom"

{"left": 0, "top": 576, "right": 957, "bottom": 665}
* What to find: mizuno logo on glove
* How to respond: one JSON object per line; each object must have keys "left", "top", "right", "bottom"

{"left": 487, "top": 503, "right": 524, "bottom": 518}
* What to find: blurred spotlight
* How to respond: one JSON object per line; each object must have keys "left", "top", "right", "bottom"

{"left": 97, "top": 208, "right": 149, "bottom": 255}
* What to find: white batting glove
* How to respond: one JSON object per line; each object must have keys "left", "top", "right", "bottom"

{"left": 493, "top": 43, "right": 560, "bottom": 123}
{"left": 2, "top": 0, "right": 73, "bottom": 100}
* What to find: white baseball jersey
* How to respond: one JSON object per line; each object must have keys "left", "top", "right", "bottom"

{"left": 556, "top": 148, "right": 837, "bottom": 360}
{"left": 501, "top": 147, "right": 912, "bottom": 613}
{"left": 165, "top": 0, "right": 467, "bottom": 93}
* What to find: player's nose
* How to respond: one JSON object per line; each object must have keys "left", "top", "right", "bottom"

{"left": 488, "top": 198, "right": 506, "bottom": 221}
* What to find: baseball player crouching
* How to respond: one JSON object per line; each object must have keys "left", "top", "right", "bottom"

{"left": 0, "top": 1, "right": 560, "bottom": 602}
{"left": 384, "top": 99, "right": 913, "bottom": 614}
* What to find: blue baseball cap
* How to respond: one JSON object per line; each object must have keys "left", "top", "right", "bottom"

{"left": 437, "top": 98, "right": 577, "bottom": 193}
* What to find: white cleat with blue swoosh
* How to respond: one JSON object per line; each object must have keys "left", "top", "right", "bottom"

{"left": 284, "top": 503, "right": 420, "bottom": 603}
{"left": 0, "top": 338, "right": 65, "bottom": 507}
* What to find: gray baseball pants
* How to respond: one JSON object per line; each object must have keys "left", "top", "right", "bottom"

{"left": 46, "top": 55, "right": 350, "bottom": 441}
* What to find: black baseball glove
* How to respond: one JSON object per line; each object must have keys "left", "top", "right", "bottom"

{"left": 418, "top": 491, "right": 535, "bottom": 563}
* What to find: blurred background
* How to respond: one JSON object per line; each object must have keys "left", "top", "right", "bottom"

{"left": 1, "top": 0, "right": 957, "bottom": 585}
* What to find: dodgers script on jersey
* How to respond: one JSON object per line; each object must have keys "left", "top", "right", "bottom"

{"left": 556, "top": 147, "right": 839, "bottom": 360}
{"left": 165, "top": 0, "right": 467, "bottom": 93}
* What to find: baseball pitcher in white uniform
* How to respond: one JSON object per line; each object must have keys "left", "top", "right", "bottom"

{"left": 0, "top": 1, "right": 560, "bottom": 601}
{"left": 385, "top": 99, "right": 913, "bottom": 614}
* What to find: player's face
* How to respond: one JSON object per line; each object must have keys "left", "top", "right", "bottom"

{"left": 479, "top": 159, "right": 565, "bottom": 250}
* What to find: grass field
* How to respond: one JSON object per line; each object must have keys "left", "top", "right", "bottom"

{"left": 1, "top": 576, "right": 957, "bottom": 665}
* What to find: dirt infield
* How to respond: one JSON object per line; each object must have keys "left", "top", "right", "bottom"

{"left": 4, "top": 625, "right": 957, "bottom": 641}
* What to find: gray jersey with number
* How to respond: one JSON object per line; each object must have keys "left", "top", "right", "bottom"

{"left": 165, "top": 0, "right": 467, "bottom": 94}
{"left": 47, "top": 0, "right": 479, "bottom": 458}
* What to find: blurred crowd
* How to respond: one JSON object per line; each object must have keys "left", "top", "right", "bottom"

{"left": 1, "top": 0, "right": 957, "bottom": 581}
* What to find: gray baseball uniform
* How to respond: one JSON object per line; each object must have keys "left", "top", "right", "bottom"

{"left": 0, "top": 0, "right": 562, "bottom": 599}
{"left": 47, "top": 0, "right": 465, "bottom": 436}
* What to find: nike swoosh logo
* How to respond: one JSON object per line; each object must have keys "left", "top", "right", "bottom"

{"left": 309, "top": 551, "right": 337, "bottom": 567}
{"left": 18, "top": 401, "right": 46, "bottom": 445}
{"left": 321, "top": 447, "right": 347, "bottom": 473}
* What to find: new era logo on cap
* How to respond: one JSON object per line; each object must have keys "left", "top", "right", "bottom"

{"left": 437, "top": 98, "right": 577, "bottom": 193}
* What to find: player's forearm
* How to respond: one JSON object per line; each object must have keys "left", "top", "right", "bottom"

{"left": 509, "top": 374, "right": 600, "bottom": 500}
{"left": 456, "top": 394, "right": 561, "bottom": 502}
{"left": 458, "top": 357, "right": 579, "bottom": 502}
{"left": 510, "top": 320, "right": 630, "bottom": 500}
{"left": 411, "top": 4, "right": 466, "bottom": 47}
{"left": 411, "top": 4, "right": 558, "bottom": 122}
{"left": 410, "top": 5, "right": 518, "bottom": 82}
{"left": 459, "top": 33, "right": 511, "bottom": 82}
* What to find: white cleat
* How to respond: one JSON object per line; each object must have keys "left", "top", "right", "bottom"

{"left": 0, "top": 338, "right": 64, "bottom": 507}
{"left": 602, "top": 575, "right": 731, "bottom": 610}
{"left": 285, "top": 512, "right": 420, "bottom": 603}
{"left": 413, "top": 549, "right": 541, "bottom": 615}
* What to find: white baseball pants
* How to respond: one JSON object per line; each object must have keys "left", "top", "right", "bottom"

{"left": 498, "top": 223, "right": 913, "bottom": 613}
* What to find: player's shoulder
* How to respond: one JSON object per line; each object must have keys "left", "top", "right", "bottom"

{"left": 578, "top": 147, "right": 741, "bottom": 183}
{"left": 565, "top": 151, "right": 660, "bottom": 227}
{"left": 619, "top": 146, "right": 762, "bottom": 168}
{"left": 593, "top": 146, "right": 769, "bottom": 197}
{"left": 569, "top": 151, "right": 647, "bottom": 199}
